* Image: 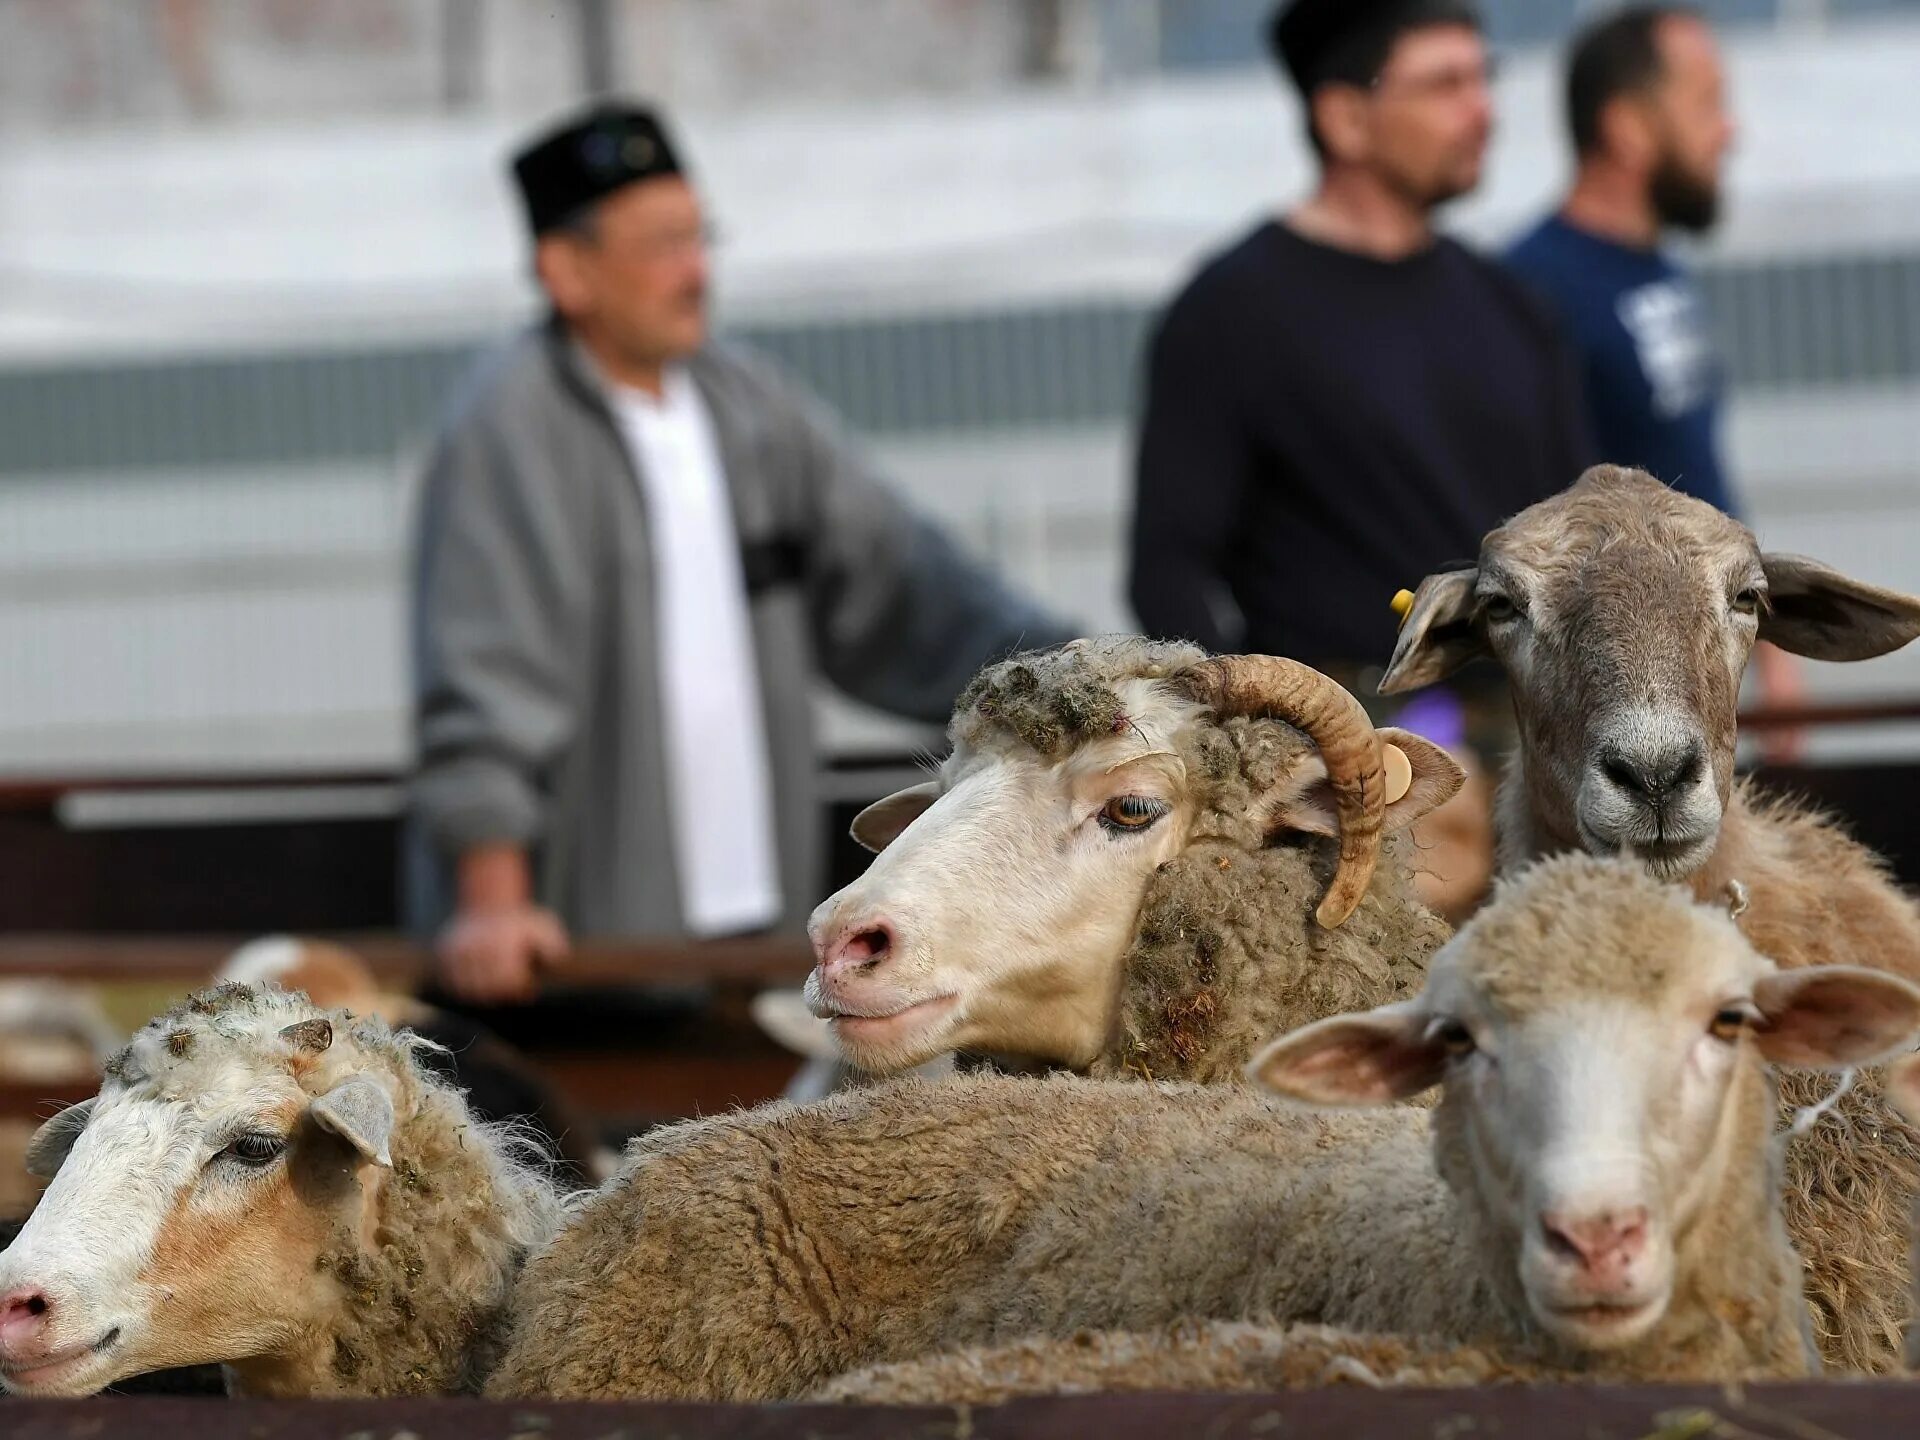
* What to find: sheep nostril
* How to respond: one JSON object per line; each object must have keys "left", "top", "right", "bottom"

{"left": 25, "top": 1296, "right": 45, "bottom": 1317}
{"left": 1540, "top": 1215, "right": 1586, "bottom": 1265}
{"left": 847, "top": 928, "right": 890, "bottom": 970}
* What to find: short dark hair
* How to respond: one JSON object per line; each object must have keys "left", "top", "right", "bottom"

{"left": 1566, "top": 5, "right": 1700, "bottom": 157}
{"left": 1267, "top": 0, "right": 1482, "bottom": 159}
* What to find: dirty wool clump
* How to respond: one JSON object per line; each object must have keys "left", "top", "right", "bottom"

{"left": 951, "top": 638, "right": 1201, "bottom": 760}
{"left": 950, "top": 639, "right": 1451, "bottom": 1084}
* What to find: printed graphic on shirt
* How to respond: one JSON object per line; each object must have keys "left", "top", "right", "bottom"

{"left": 1616, "top": 279, "right": 1714, "bottom": 419}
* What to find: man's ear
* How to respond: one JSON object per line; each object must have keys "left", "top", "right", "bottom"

{"left": 1379, "top": 570, "right": 1484, "bottom": 695}
{"left": 1759, "top": 554, "right": 1920, "bottom": 662}
{"left": 850, "top": 782, "right": 942, "bottom": 854}
{"left": 1248, "top": 1002, "right": 1446, "bottom": 1106}
{"left": 1751, "top": 966, "right": 1920, "bottom": 1071}
{"left": 1269, "top": 729, "right": 1465, "bottom": 839}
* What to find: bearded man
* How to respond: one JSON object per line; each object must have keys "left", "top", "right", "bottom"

{"left": 1506, "top": 6, "right": 1801, "bottom": 733}
{"left": 1129, "top": 0, "right": 1593, "bottom": 677}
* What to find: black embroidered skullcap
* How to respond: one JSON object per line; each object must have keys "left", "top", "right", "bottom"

{"left": 511, "top": 100, "right": 686, "bottom": 237}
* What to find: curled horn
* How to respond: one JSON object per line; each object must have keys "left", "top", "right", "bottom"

{"left": 1175, "top": 655, "right": 1386, "bottom": 929}
{"left": 280, "top": 1018, "right": 333, "bottom": 1053}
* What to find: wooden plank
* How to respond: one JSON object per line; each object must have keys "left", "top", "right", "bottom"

{"left": 0, "top": 933, "right": 815, "bottom": 989}
{"left": 10, "top": 1382, "right": 1920, "bottom": 1437}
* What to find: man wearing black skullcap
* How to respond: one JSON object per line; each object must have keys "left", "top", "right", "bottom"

{"left": 1130, "top": 0, "right": 1594, "bottom": 680}
{"left": 407, "top": 101, "right": 1073, "bottom": 1003}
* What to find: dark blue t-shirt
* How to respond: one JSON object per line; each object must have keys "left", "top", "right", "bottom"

{"left": 1505, "top": 215, "right": 1735, "bottom": 515}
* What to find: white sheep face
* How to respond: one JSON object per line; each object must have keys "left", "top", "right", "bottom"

{"left": 807, "top": 679, "right": 1202, "bottom": 1073}
{"left": 809, "top": 675, "right": 1461, "bottom": 1075}
{"left": 0, "top": 991, "right": 394, "bottom": 1397}
{"left": 1252, "top": 856, "right": 1920, "bottom": 1355}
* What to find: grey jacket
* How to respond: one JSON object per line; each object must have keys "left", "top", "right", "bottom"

{"left": 405, "top": 322, "right": 1070, "bottom": 940}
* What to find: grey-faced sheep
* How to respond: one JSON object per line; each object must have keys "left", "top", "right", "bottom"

{"left": 491, "top": 855, "right": 1917, "bottom": 1402}
{"left": 807, "top": 637, "right": 1464, "bottom": 1083}
{"left": 0, "top": 982, "right": 564, "bottom": 1398}
{"left": 1383, "top": 464, "right": 1920, "bottom": 1372}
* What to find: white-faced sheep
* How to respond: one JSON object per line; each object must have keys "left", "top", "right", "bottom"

{"left": 817, "top": 854, "right": 1920, "bottom": 1403}
{"left": 806, "top": 638, "right": 1464, "bottom": 1083}
{"left": 0, "top": 981, "right": 564, "bottom": 1398}
{"left": 491, "top": 856, "right": 1917, "bottom": 1402}
{"left": 1383, "top": 464, "right": 1920, "bottom": 1371}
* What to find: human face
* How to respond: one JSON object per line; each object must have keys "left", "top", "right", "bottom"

{"left": 535, "top": 175, "right": 711, "bottom": 373}
{"left": 1360, "top": 24, "right": 1495, "bottom": 209}
{"left": 1645, "top": 15, "right": 1734, "bottom": 233}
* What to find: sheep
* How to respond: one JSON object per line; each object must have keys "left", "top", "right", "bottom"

{"left": 814, "top": 855, "right": 1920, "bottom": 1404}
{"left": 220, "top": 936, "right": 616, "bottom": 1186}
{"left": 489, "top": 855, "right": 1918, "bottom": 1402}
{"left": 806, "top": 637, "right": 1465, "bottom": 1084}
{"left": 1883, "top": 1054, "right": 1920, "bottom": 1370}
{"left": 0, "top": 981, "right": 565, "bottom": 1398}
{"left": 1381, "top": 463, "right": 1920, "bottom": 1372}
{"left": 0, "top": 981, "right": 120, "bottom": 1218}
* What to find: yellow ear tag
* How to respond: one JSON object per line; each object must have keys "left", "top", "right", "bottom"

{"left": 1391, "top": 589, "right": 1416, "bottom": 622}
{"left": 1384, "top": 744, "right": 1413, "bottom": 806}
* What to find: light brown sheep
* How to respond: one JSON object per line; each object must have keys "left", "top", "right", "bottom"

{"left": 819, "top": 856, "right": 1920, "bottom": 1404}
{"left": 0, "top": 982, "right": 565, "bottom": 1398}
{"left": 491, "top": 856, "right": 1915, "bottom": 1402}
{"left": 1382, "top": 464, "right": 1920, "bottom": 1372}
{"left": 807, "top": 638, "right": 1462, "bottom": 1084}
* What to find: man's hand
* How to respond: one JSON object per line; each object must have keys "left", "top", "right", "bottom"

{"left": 436, "top": 843, "right": 568, "bottom": 1004}
{"left": 436, "top": 903, "right": 570, "bottom": 1005}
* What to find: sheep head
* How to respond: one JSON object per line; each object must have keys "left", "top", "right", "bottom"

{"left": 1252, "top": 854, "right": 1920, "bottom": 1359}
{"left": 0, "top": 983, "right": 407, "bottom": 1397}
{"left": 807, "top": 638, "right": 1464, "bottom": 1075}
{"left": 1380, "top": 465, "right": 1920, "bottom": 881}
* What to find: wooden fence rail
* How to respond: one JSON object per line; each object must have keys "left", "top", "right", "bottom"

{"left": 8, "top": 1383, "right": 1920, "bottom": 1439}
{"left": 0, "top": 934, "right": 815, "bottom": 989}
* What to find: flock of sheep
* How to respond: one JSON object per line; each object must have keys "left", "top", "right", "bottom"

{"left": 5, "top": 464, "right": 1920, "bottom": 1405}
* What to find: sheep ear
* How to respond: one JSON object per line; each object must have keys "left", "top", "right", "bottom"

{"left": 1752, "top": 966, "right": 1920, "bottom": 1070}
{"left": 1379, "top": 569, "right": 1484, "bottom": 696}
{"left": 1248, "top": 1003, "right": 1444, "bottom": 1106}
{"left": 1373, "top": 730, "right": 1466, "bottom": 831}
{"left": 310, "top": 1077, "right": 394, "bottom": 1168}
{"left": 1270, "top": 730, "right": 1465, "bottom": 840}
{"left": 850, "top": 782, "right": 941, "bottom": 854}
{"left": 1759, "top": 554, "right": 1920, "bottom": 661}
{"left": 24, "top": 1097, "right": 97, "bottom": 1179}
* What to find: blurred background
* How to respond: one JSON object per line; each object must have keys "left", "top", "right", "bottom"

{"left": 3, "top": 0, "right": 1920, "bottom": 1152}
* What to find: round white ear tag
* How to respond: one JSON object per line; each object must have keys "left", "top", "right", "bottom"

{"left": 1384, "top": 744, "right": 1413, "bottom": 806}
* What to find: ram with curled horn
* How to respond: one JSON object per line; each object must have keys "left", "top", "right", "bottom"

{"left": 797, "top": 637, "right": 1461, "bottom": 1084}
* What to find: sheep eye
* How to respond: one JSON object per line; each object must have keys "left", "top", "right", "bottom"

{"left": 1436, "top": 1021, "right": 1476, "bottom": 1059}
{"left": 1098, "top": 795, "right": 1170, "bottom": 834}
{"left": 1480, "top": 594, "right": 1520, "bottom": 625}
{"left": 1709, "top": 1007, "right": 1750, "bottom": 1042}
{"left": 221, "top": 1133, "right": 289, "bottom": 1167}
{"left": 1731, "top": 589, "right": 1762, "bottom": 617}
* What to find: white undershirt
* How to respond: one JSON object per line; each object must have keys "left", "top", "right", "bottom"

{"left": 611, "top": 367, "right": 783, "bottom": 937}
